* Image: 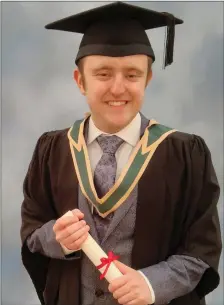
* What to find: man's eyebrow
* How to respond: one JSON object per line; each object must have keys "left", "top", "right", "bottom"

{"left": 125, "top": 67, "right": 145, "bottom": 74}
{"left": 91, "top": 65, "right": 113, "bottom": 72}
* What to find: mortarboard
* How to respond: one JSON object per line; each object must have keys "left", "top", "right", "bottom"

{"left": 45, "top": 1, "right": 183, "bottom": 68}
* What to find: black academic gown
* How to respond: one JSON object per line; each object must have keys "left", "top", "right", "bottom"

{"left": 20, "top": 120, "right": 222, "bottom": 305}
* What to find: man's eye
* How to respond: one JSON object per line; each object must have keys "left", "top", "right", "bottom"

{"left": 128, "top": 74, "right": 138, "bottom": 78}
{"left": 98, "top": 73, "right": 109, "bottom": 77}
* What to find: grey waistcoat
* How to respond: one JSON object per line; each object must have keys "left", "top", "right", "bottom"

{"left": 79, "top": 185, "right": 138, "bottom": 305}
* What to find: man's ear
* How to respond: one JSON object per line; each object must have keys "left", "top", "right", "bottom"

{"left": 145, "top": 69, "right": 153, "bottom": 88}
{"left": 73, "top": 69, "right": 86, "bottom": 95}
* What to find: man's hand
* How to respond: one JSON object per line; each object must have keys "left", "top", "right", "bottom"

{"left": 53, "top": 209, "right": 90, "bottom": 251}
{"left": 108, "top": 260, "right": 152, "bottom": 305}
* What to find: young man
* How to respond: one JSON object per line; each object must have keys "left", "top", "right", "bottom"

{"left": 20, "top": 2, "right": 222, "bottom": 305}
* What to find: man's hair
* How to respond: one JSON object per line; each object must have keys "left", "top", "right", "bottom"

{"left": 77, "top": 56, "right": 153, "bottom": 81}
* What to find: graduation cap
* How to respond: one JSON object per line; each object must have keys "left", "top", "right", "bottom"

{"left": 45, "top": 1, "right": 183, "bottom": 68}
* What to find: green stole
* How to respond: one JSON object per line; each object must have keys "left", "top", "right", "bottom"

{"left": 67, "top": 115, "right": 177, "bottom": 218}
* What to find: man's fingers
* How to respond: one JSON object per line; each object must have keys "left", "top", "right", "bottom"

{"left": 62, "top": 224, "right": 90, "bottom": 246}
{"left": 53, "top": 210, "right": 85, "bottom": 233}
{"left": 109, "top": 275, "right": 129, "bottom": 293}
{"left": 53, "top": 209, "right": 87, "bottom": 250}
{"left": 64, "top": 232, "right": 89, "bottom": 250}
{"left": 117, "top": 291, "right": 135, "bottom": 305}
{"left": 56, "top": 220, "right": 87, "bottom": 242}
{"left": 53, "top": 216, "right": 77, "bottom": 232}
{"left": 112, "top": 284, "right": 130, "bottom": 300}
{"left": 72, "top": 209, "right": 84, "bottom": 220}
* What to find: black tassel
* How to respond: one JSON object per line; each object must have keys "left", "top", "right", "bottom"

{"left": 162, "top": 13, "right": 175, "bottom": 69}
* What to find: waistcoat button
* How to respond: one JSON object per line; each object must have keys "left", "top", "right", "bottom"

{"left": 95, "top": 289, "right": 105, "bottom": 297}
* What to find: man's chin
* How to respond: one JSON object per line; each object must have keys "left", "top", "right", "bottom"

{"left": 104, "top": 116, "right": 133, "bottom": 133}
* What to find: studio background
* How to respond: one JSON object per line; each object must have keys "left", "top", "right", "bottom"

{"left": 2, "top": 1, "right": 223, "bottom": 305}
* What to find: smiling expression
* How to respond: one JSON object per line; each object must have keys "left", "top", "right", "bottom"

{"left": 74, "top": 54, "right": 152, "bottom": 133}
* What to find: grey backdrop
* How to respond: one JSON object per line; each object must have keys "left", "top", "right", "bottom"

{"left": 2, "top": 1, "right": 223, "bottom": 305}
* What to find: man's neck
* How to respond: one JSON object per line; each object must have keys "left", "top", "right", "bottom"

{"left": 91, "top": 116, "right": 138, "bottom": 135}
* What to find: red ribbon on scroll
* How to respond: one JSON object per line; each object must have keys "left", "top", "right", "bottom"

{"left": 96, "top": 251, "right": 120, "bottom": 280}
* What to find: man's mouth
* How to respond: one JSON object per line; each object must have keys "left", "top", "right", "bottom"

{"left": 107, "top": 101, "right": 128, "bottom": 106}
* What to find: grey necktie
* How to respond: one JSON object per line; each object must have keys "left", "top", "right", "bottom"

{"left": 93, "top": 134, "right": 124, "bottom": 242}
{"left": 94, "top": 134, "right": 124, "bottom": 198}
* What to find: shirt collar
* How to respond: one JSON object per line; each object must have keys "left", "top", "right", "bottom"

{"left": 87, "top": 112, "right": 141, "bottom": 147}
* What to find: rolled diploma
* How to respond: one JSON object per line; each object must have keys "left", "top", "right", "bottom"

{"left": 62, "top": 210, "right": 123, "bottom": 283}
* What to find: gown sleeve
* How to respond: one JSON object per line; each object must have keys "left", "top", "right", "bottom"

{"left": 20, "top": 132, "right": 58, "bottom": 305}
{"left": 175, "top": 134, "right": 222, "bottom": 299}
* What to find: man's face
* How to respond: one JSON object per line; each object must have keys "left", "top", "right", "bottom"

{"left": 74, "top": 54, "right": 152, "bottom": 133}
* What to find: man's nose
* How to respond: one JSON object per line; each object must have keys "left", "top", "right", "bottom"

{"left": 110, "top": 75, "right": 126, "bottom": 96}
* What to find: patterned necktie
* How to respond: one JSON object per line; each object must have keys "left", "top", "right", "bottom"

{"left": 94, "top": 134, "right": 124, "bottom": 199}
{"left": 92, "top": 135, "right": 124, "bottom": 242}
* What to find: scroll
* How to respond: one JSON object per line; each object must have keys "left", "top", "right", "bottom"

{"left": 61, "top": 210, "right": 123, "bottom": 282}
